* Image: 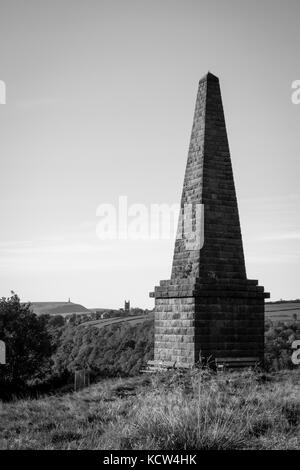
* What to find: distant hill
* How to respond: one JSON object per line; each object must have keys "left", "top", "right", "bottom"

{"left": 29, "top": 302, "right": 92, "bottom": 316}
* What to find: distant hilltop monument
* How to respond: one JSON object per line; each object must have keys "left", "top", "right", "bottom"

{"left": 149, "top": 72, "right": 269, "bottom": 370}
{"left": 124, "top": 300, "right": 130, "bottom": 314}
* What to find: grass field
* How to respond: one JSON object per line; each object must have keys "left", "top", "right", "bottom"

{"left": 1, "top": 369, "right": 299, "bottom": 450}
{"left": 78, "top": 313, "right": 154, "bottom": 330}
{"left": 265, "top": 302, "right": 300, "bottom": 323}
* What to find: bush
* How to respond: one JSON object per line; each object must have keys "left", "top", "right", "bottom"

{"left": 265, "top": 321, "right": 300, "bottom": 371}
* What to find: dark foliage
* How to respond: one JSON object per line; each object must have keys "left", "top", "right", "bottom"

{"left": 0, "top": 293, "right": 53, "bottom": 398}
{"left": 265, "top": 320, "right": 300, "bottom": 370}
{"left": 52, "top": 319, "right": 154, "bottom": 377}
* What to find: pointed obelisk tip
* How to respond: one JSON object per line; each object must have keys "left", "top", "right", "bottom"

{"left": 199, "top": 71, "right": 219, "bottom": 83}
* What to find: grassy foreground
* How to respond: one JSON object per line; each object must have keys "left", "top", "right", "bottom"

{"left": 0, "top": 369, "right": 299, "bottom": 450}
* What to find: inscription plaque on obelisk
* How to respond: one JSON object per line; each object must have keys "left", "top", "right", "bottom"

{"left": 149, "top": 72, "right": 269, "bottom": 369}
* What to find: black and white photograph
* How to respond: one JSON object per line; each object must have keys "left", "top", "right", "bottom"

{"left": 0, "top": 0, "right": 299, "bottom": 458}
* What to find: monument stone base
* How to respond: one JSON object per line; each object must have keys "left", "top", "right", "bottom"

{"left": 149, "top": 278, "right": 269, "bottom": 369}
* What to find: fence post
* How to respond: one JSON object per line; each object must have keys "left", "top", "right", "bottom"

{"left": 0, "top": 341, "right": 6, "bottom": 365}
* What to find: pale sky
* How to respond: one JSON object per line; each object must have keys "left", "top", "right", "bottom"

{"left": 0, "top": 0, "right": 299, "bottom": 308}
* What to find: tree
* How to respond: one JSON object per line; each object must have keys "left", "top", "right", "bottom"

{"left": 0, "top": 293, "right": 52, "bottom": 389}
{"left": 49, "top": 315, "right": 65, "bottom": 328}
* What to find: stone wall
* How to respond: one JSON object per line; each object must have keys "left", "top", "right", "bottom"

{"left": 154, "top": 297, "right": 195, "bottom": 366}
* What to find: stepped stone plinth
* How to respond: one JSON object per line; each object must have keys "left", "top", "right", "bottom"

{"left": 149, "top": 72, "right": 269, "bottom": 369}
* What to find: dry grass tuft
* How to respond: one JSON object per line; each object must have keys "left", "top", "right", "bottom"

{"left": 0, "top": 369, "right": 299, "bottom": 450}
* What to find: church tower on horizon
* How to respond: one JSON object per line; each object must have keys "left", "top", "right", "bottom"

{"left": 149, "top": 72, "right": 269, "bottom": 369}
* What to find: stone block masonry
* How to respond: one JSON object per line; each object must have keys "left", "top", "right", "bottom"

{"left": 150, "top": 72, "right": 269, "bottom": 369}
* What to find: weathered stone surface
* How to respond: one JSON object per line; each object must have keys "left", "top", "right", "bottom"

{"left": 150, "top": 72, "right": 269, "bottom": 368}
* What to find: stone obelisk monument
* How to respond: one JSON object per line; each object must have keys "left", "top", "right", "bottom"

{"left": 150, "top": 72, "right": 269, "bottom": 369}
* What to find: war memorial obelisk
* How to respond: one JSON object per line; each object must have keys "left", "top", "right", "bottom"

{"left": 150, "top": 72, "right": 269, "bottom": 369}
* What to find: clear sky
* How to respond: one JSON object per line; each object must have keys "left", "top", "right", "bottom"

{"left": 0, "top": 0, "right": 299, "bottom": 308}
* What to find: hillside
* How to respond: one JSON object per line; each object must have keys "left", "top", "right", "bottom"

{"left": 0, "top": 369, "right": 299, "bottom": 450}
{"left": 1, "top": 295, "right": 300, "bottom": 450}
{"left": 53, "top": 318, "right": 154, "bottom": 377}
{"left": 29, "top": 302, "right": 92, "bottom": 316}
